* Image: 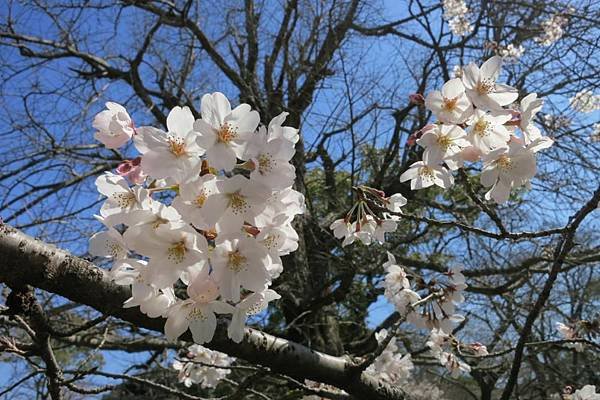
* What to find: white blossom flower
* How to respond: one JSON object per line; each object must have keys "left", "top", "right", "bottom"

{"left": 228, "top": 289, "right": 280, "bottom": 343}
{"left": 569, "top": 89, "right": 600, "bottom": 113}
{"left": 267, "top": 112, "right": 299, "bottom": 144}
{"left": 442, "top": 0, "right": 468, "bottom": 19}
{"left": 535, "top": 14, "right": 569, "bottom": 46}
{"left": 245, "top": 126, "right": 296, "bottom": 190}
{"left": 465, "top": 109, "right": 511, "bottom": 153}
{"left": 440, "top": 351, "right": 471, "bottom": 377}
{"left": 173, "top": 344, "right": 233, "bottom": 388}
{"left": 448, "top": 15, "right": 473, "bottom": 36}
{"left": 194, "top": 92, "right": 260, "bottom": 171}
{"left": 480, "top": 142, "right": 537, "bottom": 203}
{"left": 425, "top": 78, "right": 473, "bottom": 124}
{"left": 142, "top": 225, "right": 209, "bottom": 288}
{"left": 89, "top": 215, "right": 128, "bottom": 259}
{"left": 135, "top": 106, "right": 204, "bottom": 182}
{"left": 463, "top": 56, "right": 519, "bottom": 111}
{"left": 202, "top": 175, "right": 271, "bottom": 234}
{"left": 172, "top": 174, "right": 219, "bottom": 230}
{"left": 211, "top": 236, "right": 270, "bottom": 302}
{"left": 93, "top": 102, "right": 134, "bottom": 149}
{"left": 165, "top": 272, "right": 234, "bottom": 344}
{"left": 417, "top": 123, "right": 470, "bottom": 164}
{"left": 95, "top": 172, "right": 152, "bottom": 224}
{"left": 498, "top": 43, "right": 525, "bottom": 63}
{"left": 400, "top": 153, "right": 455, "bottom": 190}
{"left": 573, "top": 385, "right": 600, "bottom": 400}
{"left": 385, "top": 193, "right": 407, "bottom": 213}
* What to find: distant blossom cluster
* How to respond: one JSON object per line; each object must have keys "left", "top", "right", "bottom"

{"left": 497, "top": 43, "right": 525, "bottom": 63}
{"left": 403, "top": 55, "right": 554, "bottom": 204}
{"left": 365, "top": 329, "right": 414, "bottom": 385}
{"left": 89, "top": 92, "right": 304, "bottom": 345}
{"left": 442, "top": 0, "right": 473, "bottom": 36}
{"left": 569, "top": 90, "right": 600, "bottom": 113}
{"left": 382, "top": 252, "right": 467, "bottom": 334}
{"left": 535, "top": 13, "right": 569, "bottom": 46}
{"left": 173, "top": 344, "right": 233, "bottom": 388}
{"left": 427, "top": 329, "right": 488, "bottom": 377}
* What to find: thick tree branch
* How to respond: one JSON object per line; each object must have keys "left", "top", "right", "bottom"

{"left": 0, "top": 224, "right": 412, "bottom": 400}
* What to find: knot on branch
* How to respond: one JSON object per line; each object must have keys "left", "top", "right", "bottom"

{"left": 6, "top": 285, "right": 36, "bottom": 316}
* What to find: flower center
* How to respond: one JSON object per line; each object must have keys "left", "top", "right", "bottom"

{"left": 217, "top": 123, "right": 238, "bottom": 144}
{"left": 228, "top": 192, "right": 249, "bottom": 215}
{"left": 187, "top": 307, "right": 207, "bottom": 321}
{"left": 107, "top": 242, "right": 124, "bottom": 258}
{"left": 419, "top": 166, "right": 435, "bottom": 179}
{"left": 194, "top": 190, "right": 207, "bottom": 208}
{"left": 477, "top": 79, "right": 495, "bottom": 95}
{"left": 262, "top": 234, "right": 278, "bottom": 250}
{"left": 111, "top": 192, "right": 136, "bottom": 209}
{"left": 473, "top": 119, "right": 489, "bottom": 137}
{"left": 441, "top": 97, "right": 459, "bottom": 112}
{"left": 258, "top": 153, "right": 273, "bottom": 174}
{"left": 227, "top": 250, "right": 247, "bottom": 273}
{"left": 496, "top": 155, "right": 512, "bottom": 170}
{"left": 436, "top": 135, "right": 453, "bottom": 150}
{"left": 167, "top": 241, "right": 187, "bottom": 264}
{"left": 168, "top": 136, "right": 187, "bottom": 157}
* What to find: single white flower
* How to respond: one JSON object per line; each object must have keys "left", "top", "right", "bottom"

{"left": 228, "top": 289, "right": 281, "bottom": 343}
{"left": 417, "top": 123, "right": 470, "bottom": 164}
{"left": 267, "top": 112, "right": 299, "bottom": 144}
{"left": 93, "top": 102, "right": 134, "bottom": 149}
{"left": 202, "top": 175, "right": 271, "bottom": 234}
{"left": 465, "top": 109, "right": 512, "bottom": 153}
{"left": 400, "top": 153, "right": 455, "bottom": 190}
{"left": 164, "top": 273, "right": 234, "bottom": 344}
{"left": 386, "top": 193, "right": 407, "bottom": 213}
{"left": 95, "top": 172, "right": 152, "bottom": 224}
{"left": 480, "top": 142, "right": 537, "bottom": 203}
{"left": 194, "top": 92, "right": 260, "bottom": 171}
{"left": 462, "top": 56, "right": 518, "bottom": 111}
{"left": 425, "top": 78, "right": 473, "bottom": 124}
{"left": 89, "top": 215, "right": 129, "bottom": 259}
{"left": 172, "top": 174, "right": 219, "bottom": 230}
{"left": 211, "top": 236, "right": 270, "bottom": 302}
{"left": 245, "top": 126, "right": 296, "bottom": 190}
{"left": 142, "top": 225, "right": 209, "bottom": 288}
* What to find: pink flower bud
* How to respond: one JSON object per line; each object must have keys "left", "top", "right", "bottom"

{"left": 409, "top": 93, "right": 425, "bottom": 105}
{"left": 116, "top": 156, "right": 146, "bottom": 185}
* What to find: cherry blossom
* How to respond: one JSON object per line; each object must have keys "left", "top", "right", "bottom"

{"left": 173, "top": 344, "right": 233, "bottom": 388}
{"left": 399, "top": 153, "right": 454, "bottom": 190}
{"left": 228, "top": 289, "right": 280, "bottom": 343}
{"left": 194, "top": 92, "right": 260, "bottom": 171}
{"left": 425, "top": 78, "right": 473, "bottom": 124}
{"left": 135, "top": 106, "right": 205, "bottom": 182}
{"left": 93, "top": 102, "right": 134, "bottom": 149}
{"left": 462, "top": 56, "right": 518, "bottom": 111}
{"left": 417, "top": 123, "right": 470, "bottom": 164}
{"left": 465, "top": 109, "right": 512, "bottom": 153}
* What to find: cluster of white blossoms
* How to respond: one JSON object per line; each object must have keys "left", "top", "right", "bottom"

{"left": 442, "top": 0, "right": 473, "bottom": 36}
{"left": 427, "top": 329, "right": 488, "bottom": 377}
{"left": 365, "top": 329, "right": 414, "bottom": 385}
{"left": 556, "top": 322, "right": 584, "bottom": 352}
{"left": 569, "top": 89, "right": 600, "bottom": 113}
{"left": 544, "top": 114, "right": 571, "bottom": 130}
{"left": 172, "top": 344, "right": 234, "bottom": 388}
{"left": 591, "top": 123, "right": 600, "bottom": 143}
{"left": 89, "top": 92, "right": 304, "bottom": 345}
{"left": 570, "top": 386, "right": 600, "bottom": 400}
{"left": 497, "top": 43, "right": 525, "bottom": 63}
{"left": 402, "top": 55, "right": 554, "bottom": 204}
{"left": 535, "top": 13, "right": 569, "bottom": 46}
{"left": 382, "top": 253, "right": 467, "bottom": 334}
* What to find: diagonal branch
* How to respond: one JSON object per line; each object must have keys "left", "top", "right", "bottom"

{"left": 0, "top": 224, "right": 412, "bottom": 400}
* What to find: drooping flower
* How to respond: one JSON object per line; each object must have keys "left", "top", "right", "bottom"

{"left": 88, "top": 215, "right": 128, "bottom": 259}
{"left": 228, "top": 289, "right": 281, "bottom": 343}
{"left": 93, "top": 102, "right": 134, "bottom": 149}
{"left": 165, "top": 272, "right": 234, "bottom": 344}
{"left": 194, "top": 92, "right": 260, "bottom": 171}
